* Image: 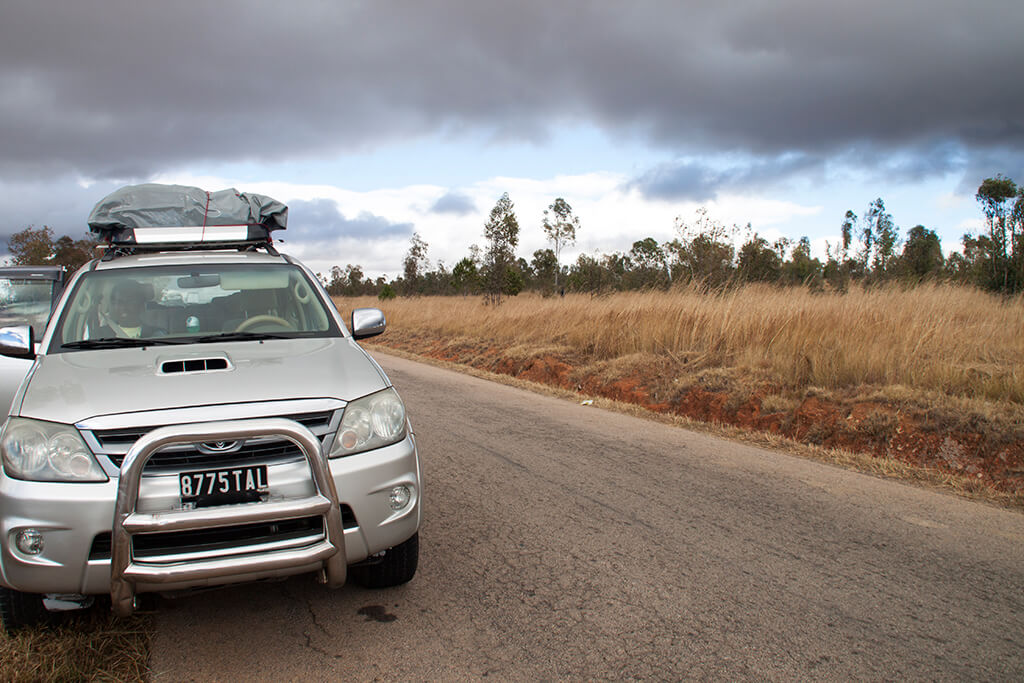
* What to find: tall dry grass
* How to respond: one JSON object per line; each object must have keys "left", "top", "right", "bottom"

{"left": 336, "top": 283, "right": 1024, "bottom": 404}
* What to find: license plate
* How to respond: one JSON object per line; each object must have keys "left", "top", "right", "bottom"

{"left": 179, "top": 464, "right": 268, "bottom": 507}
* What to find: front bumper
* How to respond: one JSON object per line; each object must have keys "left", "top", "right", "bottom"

{"left": 0, "top": 419, "right": 420, "bottom": 609}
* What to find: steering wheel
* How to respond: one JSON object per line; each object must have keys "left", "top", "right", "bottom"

{"left": 234, "top": 315, "right": 295, "bottom": 332}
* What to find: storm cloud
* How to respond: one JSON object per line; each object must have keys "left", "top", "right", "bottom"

{"left": 2, "top": 0, "right": 1021, "bottom": 184}
{"left": 286, "top": 199, "right": 412, "bottom": 243}
{"left": 627, "top": 154, "right": 826, "bottom": 201}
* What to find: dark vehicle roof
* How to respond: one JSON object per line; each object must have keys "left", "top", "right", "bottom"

{"left": 0, "top": 266, "right": 65, "bottom": 281}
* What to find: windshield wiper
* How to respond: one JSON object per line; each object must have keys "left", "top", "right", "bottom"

{"left": 62, "top": 337, "right": 186, "bottom": 349}
{"left": 196, "top": 331, "right": 293, "bottom": 343}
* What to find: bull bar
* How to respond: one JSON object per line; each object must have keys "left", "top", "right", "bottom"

{"left": 109, "top": 418, "right": 347, "bottom": 617}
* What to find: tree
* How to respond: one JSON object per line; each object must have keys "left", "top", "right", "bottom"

{"left": 975, "top": 175, "right": 1020, "bottom": 291}
{"left": 672, "top": 207, "right": 736, "bottom": 288}
{"left": 868, "top": 199, "right": 898, "bottom": 277}
{"left": 737, "top": 234, "right": 782, "bottom": 283}
{"left": 950, "top": 233, "right": 993, "bottom": 286}
{"left": 529, "top": 248, "right": 559, "bottom": 294}
{"left": 345, "top": 264, "right": 365, "bottom": 295}
{"left": 482, "top": 193, "right": 520, "bottom": 304}
{"left": 566, "top": 252, "right": 621, "bottom": 293}
{"left": 542, "top": 198, "right": 580, "bottom": 290}
{"left": 402, "top": 233, "right": 430, "bottom": 295}
{"left": 782, "top": 236, "right": 823, "bottom": 288}
{"left": 8, "top": 225, "right": 56, "bottom": 265}
{"left": 52, "top": 235, "right": 95, "bottom": 271}
{"left": 451, "top": 257, "right": 480, "bottom": 296}
{"left": 627, "top": 238, "right": 671, "bottom": 289}
{"left": 857, "top": 205, "right": 875, "bottom": 272}
{"left": 502, "top": 265, "right": 524, "bottom": 297}
{"left": 899, "top": 225, "right": 943, "bottom": 282}
{"left": 326, "top": 264, "right": 368, "bottom": 296}
{"left": 7, "top": 225, "right": 95, "bottom": 270}
{"left": 327, "top": 265, "right": 345, "bottom": 295}
{"left": 840, "top": 210, "right": 856, "bottom": 263}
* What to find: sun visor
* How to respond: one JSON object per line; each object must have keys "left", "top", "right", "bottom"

{"left": 87, "top": 183, "right": 288, "bottom": 244}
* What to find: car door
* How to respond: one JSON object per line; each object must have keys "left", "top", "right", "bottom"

{"left": 0, "top": 267, "right": 65, "bottom": 413}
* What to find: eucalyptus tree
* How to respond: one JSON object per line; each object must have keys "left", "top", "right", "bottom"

{"left": 975, "top": 175, "right": 1021, "bottom": 291}
{"left": 402, "top": 232, "right": 430, "bottom": 295}
{"left": 483, "top": 193, "right": 520, "bottom": 304}
{"left": 542, "top": 197, "right": 580, "bottom": 290}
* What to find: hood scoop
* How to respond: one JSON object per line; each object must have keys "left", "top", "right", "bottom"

{"left": 159, "top": 357, "right": 232, "bottom": 375}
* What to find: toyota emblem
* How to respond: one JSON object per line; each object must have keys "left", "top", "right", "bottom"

{"left": 198, "top": 440, "right": 242, "bottom": 454}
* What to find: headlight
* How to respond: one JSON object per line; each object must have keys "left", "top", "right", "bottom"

{"left": 330, "top": 388, "right": 407, "bottom": 458}
{"left": 1, "top": 418, "right": 107, "bottom": 482}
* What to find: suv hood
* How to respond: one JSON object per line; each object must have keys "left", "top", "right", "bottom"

{"left": 15, "top": 338, "right": 388, "bottom": 424}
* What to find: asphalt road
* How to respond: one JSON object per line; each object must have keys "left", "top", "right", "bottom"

{"left": 151, "top": 352, "right": 1024, "bottom": 681}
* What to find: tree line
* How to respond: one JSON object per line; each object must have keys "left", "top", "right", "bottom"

{"left": 326, "top": 175, "right": 1024, "bottom": 299}
{"left": 7, "top": 175, "right": 1024, "bottom": 297}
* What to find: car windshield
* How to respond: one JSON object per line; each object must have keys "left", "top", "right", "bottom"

{"left": 0, "top": 277, "right": 60, "bottom": 339}
{"left": 50, "top": 263, "right": 338, "bottom": 351}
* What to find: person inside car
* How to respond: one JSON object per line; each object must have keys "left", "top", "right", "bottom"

{"left": 97, "top": 280, "right": 166, "bottom": 339}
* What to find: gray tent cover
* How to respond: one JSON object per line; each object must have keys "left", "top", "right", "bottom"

{"left": 87, "top": 183, "right": 287, "bottom": 242}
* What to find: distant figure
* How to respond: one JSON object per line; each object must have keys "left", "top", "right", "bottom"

{"left": 97, "top": 280, "right": 165, "bottom": 338}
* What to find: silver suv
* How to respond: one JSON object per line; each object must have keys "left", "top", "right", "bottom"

{"left": 0, "top": 218, "right": 421, "bottom": 630}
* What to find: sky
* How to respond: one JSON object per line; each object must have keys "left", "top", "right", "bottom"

{"left": 1, "top": 0, "right": 1022, "bottom": 279}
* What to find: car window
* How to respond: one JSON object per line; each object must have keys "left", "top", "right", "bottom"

{"left": 50, "top": 263, "right": 338, "bottom": 349}
{"left": 0, "top": 277, "right": 60, "bottom": 339}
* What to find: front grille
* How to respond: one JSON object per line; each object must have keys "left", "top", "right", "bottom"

{"left": 133, "top": 516, "right": 324, "bottom": 559}
{"left": 105, "top": 438, "right": 305, "bottom": 472}
{"left": 86, "top": 410, "right": 336, "bottom": 474}
{"left": 91, "top": 411, "right": 333, "bottom": 451}
{"left": 89, "top": 506, "right": 357, "bottom": 560}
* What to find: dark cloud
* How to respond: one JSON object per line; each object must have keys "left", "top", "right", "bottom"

{"left": 0, "top": 178, "right": 123, "bottom": 256}
{"left": 628, "top": 162, "right": 722, "bottom": 202}
{"left": 628, "top": 154, "right": 823, "bottom": 200}
{"left": 430, "top": 191, "right": 477, "bottom": 216}
{"left": 286, "top": 199, "right": 412, "bottom": 244}
{"left": 0, "top": 1, "right": 1020, "bottom": 184}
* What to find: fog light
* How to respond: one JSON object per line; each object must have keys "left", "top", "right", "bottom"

{"left": 389, "top": 485, "right": 411, "bottom": 511}
{"left": 15, "top": 529, "right": 44, "bottom": 555}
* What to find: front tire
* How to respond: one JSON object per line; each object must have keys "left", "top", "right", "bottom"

{"left": 349, "top": 533, "right": 419, "bottom": 588}
{"left": 0, "top": 586, "right": 53, "bottom": 634}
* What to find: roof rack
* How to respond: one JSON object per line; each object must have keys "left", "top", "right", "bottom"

{"left": 99, "top": 239, "right": 279, "bottom": 262}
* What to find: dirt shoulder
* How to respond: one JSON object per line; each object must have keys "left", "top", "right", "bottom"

{"left": 365, "top": 332, "right": 1024, "bottom": 511}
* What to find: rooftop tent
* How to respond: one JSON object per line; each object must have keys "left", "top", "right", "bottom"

{"left": 87, "top": 184, "right": 288, "bottom": 244}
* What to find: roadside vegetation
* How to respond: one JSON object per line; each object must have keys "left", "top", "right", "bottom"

{"left": 337, "top": 283, "right": 1024, "bottom": 506}
{"left": 316, "top": 174, "right": 1024, "bottom": 300}
{"left": 343, "top": 284, "right": 1024, "bottom": 404}
{"left": 0, "top": 609, "right": 149, "bottom": 681}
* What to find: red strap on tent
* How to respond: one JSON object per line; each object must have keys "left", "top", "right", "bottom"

{"left": 200, "top": 191, "right": 211, "bottom": 241}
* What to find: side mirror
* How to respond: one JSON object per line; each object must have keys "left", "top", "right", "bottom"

{"left": 351, "top": 308, "right": 386, "bottom": 339}
{"left": 0, "top": 325, "right": 35, "bottom": 359}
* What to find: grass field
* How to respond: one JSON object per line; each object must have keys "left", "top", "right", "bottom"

{"left": 337, "top": 283, "right": 1024, "bottom": 404}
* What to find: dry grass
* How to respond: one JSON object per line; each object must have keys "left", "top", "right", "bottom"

{"left": 0, "top": 608, "right": 150, "bottom": 681}
{"left": 336, "top": 283, "right": 1024, "bottom": 405}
